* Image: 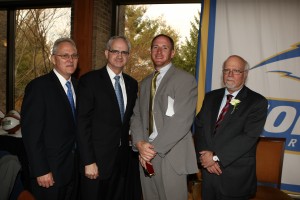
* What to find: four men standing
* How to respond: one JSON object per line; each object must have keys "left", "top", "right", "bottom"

{"left": 21, "top": 35, "right": 268, "bottom": 200}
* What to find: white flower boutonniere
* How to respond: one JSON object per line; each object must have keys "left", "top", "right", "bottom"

{"left": 230, "top": 99, "right": 241, "bottom": 114}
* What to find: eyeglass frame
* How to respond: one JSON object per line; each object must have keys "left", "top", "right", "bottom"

{"left": 108, "top": 49, "right": 129, "bottom": 56}
{"left": 54, "top": 54, "right": 79, "bottom": 60}
{"left": 222, "top": 68, "right": 247, "bottom": 75}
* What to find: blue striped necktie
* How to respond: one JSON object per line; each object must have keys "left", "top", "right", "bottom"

{"left": 114, "top": 76, "right": 125, "bottom": 122}
{"left": 66, "top": 81, "right": 76, "bottom": 118}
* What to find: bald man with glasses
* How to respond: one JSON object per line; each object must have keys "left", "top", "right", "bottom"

{"left": 194, "top": 55, "right": 268, "bottom": 200}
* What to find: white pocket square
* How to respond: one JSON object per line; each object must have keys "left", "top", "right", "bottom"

{"left": 166, "top": 96, "right": 175, "bottom": 117}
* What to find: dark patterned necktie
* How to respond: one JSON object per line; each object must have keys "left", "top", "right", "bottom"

{"left": 66, "top": 81, "right": 76, "bottom": 119}
{"left": 149, "top": 71, "right": 160, "bottom": 135}
{"left": 114, "top": 76, "right": 125, "bottom": 122}
{"left": 214, "top": 94, "right": 233, "bottom": 132}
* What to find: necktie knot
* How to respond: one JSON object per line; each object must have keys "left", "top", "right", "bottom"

{"left": 114, "top": 75, "right": 120, "bottom": 82}
{"left": 66, "top": 81, "right": 71, "bottom": 89}
{"left": 226, "top": 94, "right": 233, "bottom": 102}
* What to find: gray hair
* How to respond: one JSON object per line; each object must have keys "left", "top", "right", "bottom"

{"left": 106, "top": 36, "right": 131, "bottom": 52}
{"left": 222, "top": 55, "right": 250, "bottom": 71}
{"left": 52, "top": 37, "right": 77, "bottom": 55}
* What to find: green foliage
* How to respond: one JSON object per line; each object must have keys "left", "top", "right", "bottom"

{"left": 124, "top": 5, "right": 181, "bottom": 82}
{"left": 173, "top": 11, "right": 200, "bottom": 75}
{"left": 124, "top": 6, "right": 200, "bottom": 81}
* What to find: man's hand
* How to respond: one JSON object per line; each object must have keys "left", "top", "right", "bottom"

{"left": 136, "top": 141, "right": 156, "bottom": 162}
{"left": 199, "top": 150, "right": 214, "bottom": 168}
{"left": 37, "top": 172, "right": 55, "bottom": 188}
{"left": 206, "top": 162, "right": 222, "bottom": 175}
{"left": 85, "top": 163, "right": 99, "bottom": 179}
{"left": 138, "top": 155, "right": 147, "bottom": 168}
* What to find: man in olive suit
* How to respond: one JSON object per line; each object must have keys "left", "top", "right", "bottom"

{"left": 131, "top": 34, "right": 198, "bottom": 200}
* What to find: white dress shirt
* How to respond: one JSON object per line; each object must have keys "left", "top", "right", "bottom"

{"left": 53, "top": 69, "right": 76, "bottom": 106}
{"left": 149, "top": 63, "right": 172, "bottom": 142}
{"left": 217, "top": 88, "right": 241, "bottom": 118}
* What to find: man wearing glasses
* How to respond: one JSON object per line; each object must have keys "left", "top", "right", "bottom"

{"left": 76, "top": 36, "right": 138, "bottom": 200}
{"left": 194, "top": 55, "right": 268, "bottom": 199}
{"left": 21, "top": 37, "right": 79, "bottom": 200}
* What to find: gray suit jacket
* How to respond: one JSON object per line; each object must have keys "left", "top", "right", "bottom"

{"left": 131, "top": 65, "right": 198, "bottom": 175}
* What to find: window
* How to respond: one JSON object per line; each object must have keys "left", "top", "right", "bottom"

{"left": 14, "top": 8, "right": 71, "bottom": 111}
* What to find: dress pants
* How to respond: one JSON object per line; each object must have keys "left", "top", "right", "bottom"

{"left": 80, "top": 148, "right": 126, "bottom": 200}
{"left": 201, "top": 170, "right": 251, "bottom": 200}
{"left": 140, "top": 155, "right": 188, "bottom": 200}
{"left": 125, "top": 151, "right": 142, "bottom": 200}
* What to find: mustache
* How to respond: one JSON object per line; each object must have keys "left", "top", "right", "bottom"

{"left": 226, "top": 78, "right": 235, "bottom": 81}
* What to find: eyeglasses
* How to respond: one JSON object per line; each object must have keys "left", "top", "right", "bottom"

{"left": 108, "top": 49, "right": 129, "bottom": 56}
{"left": 54, "top": 54, "right": 79, "bottom": 60}
{"left": 223, "top": 68, "right": 246, "bottom": 75}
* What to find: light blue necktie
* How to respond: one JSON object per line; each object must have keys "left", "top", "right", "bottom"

{"left": 114, "top": 76, "right": 125, "bottom": 122}
{"left": 66, "top": 81, "right": 76, "bottom": 119}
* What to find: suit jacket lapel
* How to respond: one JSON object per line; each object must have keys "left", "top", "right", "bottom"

{"left": 123, "top": 75, "right": 134, "bottom": 121}
{"left": 71, "top": 77, "right": 78, "bottom": 93}
{"left": 99, "top": 67, "right": 123, "bottom": 122}
{"left": 99, "top": 67, "right": 116, "bottom": 98}
{"left": 50, "top": 71, "right": 75, "bottom": 122}
{"left": 143, "top": 75, "right": 152, "bottom": 116}
{"left": 210, "top": 89, "right": 225, "bottom": 134}
{"left": 155, "top": 65, "right": 175, "bottom": 96}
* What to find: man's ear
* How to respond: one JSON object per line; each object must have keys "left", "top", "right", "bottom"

{"left": 171, "top": 49, "right": 176, "bottom": 58}
{"left": 50, "top": 55, "right": 56, "bottom": 65}
{"left": 104, "top": 50, "right": 109, "bottom": 59}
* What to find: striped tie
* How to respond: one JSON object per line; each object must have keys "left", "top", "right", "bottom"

{"left": 214, "top": 94, "right": 233, "bottom": 134}
{"left": 149, "top": 71, "right": 160, "bottom": 135}
{"left": 66, "top": 81, "right": 76, "bottom": 119}
{"left": 114, "top": 76, "right": 125, "bottom": 122}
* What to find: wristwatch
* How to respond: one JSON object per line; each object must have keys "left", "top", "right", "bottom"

{"left": 212, "top": 154, "right": 219, "bottom": 162}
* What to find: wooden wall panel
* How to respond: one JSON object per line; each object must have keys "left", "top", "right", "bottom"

{"left": 73, "top": 0, "right": 93, "bottom": 77}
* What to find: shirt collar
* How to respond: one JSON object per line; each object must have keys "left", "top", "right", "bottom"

{"left": 53, "top": 69, "right": 71, "bottom": 85}
{"left": 225, "top": 88, "right": 242, "bottom": 99}
{"left": 106, "top": 65, "right": 123, "bottom": 80}
{"left": 156, "top": 62, "right": 172, "bottom": 75}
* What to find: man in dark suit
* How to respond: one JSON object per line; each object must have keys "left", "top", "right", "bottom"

{"left": 76, "top": 36, "right": 138, "bottom": 200}
{"left": 130, "top": 34, "right": 198, "bottom": 200}
{"left": 21, "top": 38, "right": 78, "bottom": 200}
{"left": 194, "top": 55, "right": 268, "bottom": 200}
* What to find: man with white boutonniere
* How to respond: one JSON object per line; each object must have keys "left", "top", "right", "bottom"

{"left": 194, "top": 55, "right": 268, "bottom": 200}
